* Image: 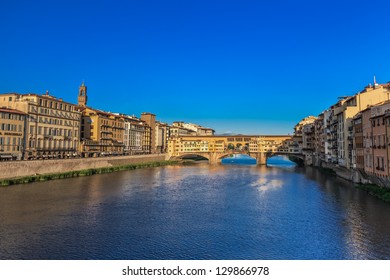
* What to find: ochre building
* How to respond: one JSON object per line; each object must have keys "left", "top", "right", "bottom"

{"left": 0, "top": 108, "right": 27, "bottom": 160}
{"left": 0, "top": 92, "right": 81, "bottom": 159}
{"left": 77, "top": 83, "right": 125, "bottom": 157}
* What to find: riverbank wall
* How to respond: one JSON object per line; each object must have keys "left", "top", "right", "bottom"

{"left": 315, "top": 161, "right": 390, "bottom": 188}
{"left": 0, "top": 154, "right": 169, "bottom": 180}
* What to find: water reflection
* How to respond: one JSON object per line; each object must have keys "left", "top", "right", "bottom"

{"left": 302, "top": 167, "right": 390, "bottom": 259}
{"left": 267, "top": 155, "right": 296, "bottom": 168}
{"left": 250, "top": 177, "right": 284, "bottom": 192}
{"left": 1, "top": 164, "right": 390, "bottom": 260}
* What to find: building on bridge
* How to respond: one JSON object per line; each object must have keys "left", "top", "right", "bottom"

{"left": 168, "top": 135, "right": 293, "bottom": 164}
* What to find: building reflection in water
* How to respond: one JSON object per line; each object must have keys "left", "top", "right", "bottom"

{"left": 303, "top": 167, "right": 390, "bottom": 259}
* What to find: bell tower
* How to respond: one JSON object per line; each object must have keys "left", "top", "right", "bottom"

{"left": 78, "top": 81, "right": 87, "bottom": 107}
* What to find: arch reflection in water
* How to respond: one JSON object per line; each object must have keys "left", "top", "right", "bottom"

{"left": 1, "top": 164, "right": 390, "bottom": 260}
{"left": 221, "top": 154, "right": 256, "bottom": 165}
{"left": 266, "top": 155, "right": 297, "bottom": 168}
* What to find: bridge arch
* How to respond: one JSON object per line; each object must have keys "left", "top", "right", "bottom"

{"left": 171, "top": 153, "right": 211, "bottom": 161}
{"left": 265, "top": 152, "right": 304, "bottom": 166}
{"left": 217, "top": 152, "right": 253, "bottom": 160}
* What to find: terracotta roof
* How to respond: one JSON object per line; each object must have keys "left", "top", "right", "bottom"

{"left": 0, "top": 107, "right": 27, "bottom": 115}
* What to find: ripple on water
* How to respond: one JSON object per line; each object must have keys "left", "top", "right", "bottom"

{"left": 1, "top": 165, "right": 390, "bottom": 259}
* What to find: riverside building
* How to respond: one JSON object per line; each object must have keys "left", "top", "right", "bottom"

{"left": 292, "top": 79, "right": 390, "bottom": 187}
{"left": 0, "top": 91, "right": 81, "bottom": 159}
{"left": 122, "top": 115, "right": 152, "bottom": 155}
{"left": 170, "top": 121, "right": 215, "bottom": 136}
{"left": 351, "top": 102, "right": 390, "bottom": 186}
{"left": 305, "top": 80, "right": 390, "bottom": 169}
{"left": 140, "top": 113, "right": 156, "bottom": 154}
{"left": 326, "top": 82, "right": 389, "bottom": 169}
{"left": 155, "top": 121, "right": 170, "bottom": 153}
{"left": 76, "top": 83, "right": 124, "bottom": 157}
{"left": 0, "top": 108, "right": 27, "bottom": 160}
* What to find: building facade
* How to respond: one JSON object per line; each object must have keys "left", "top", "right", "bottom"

{"left": 123, "top": 116, "right": 152, "bottom": 155}
{"left": 352, "top": 113, "right": 363, "bottom": 170}
{"left": 155, "top": 121, "right": 170, "bottom": 153}
{"left": 140, "top": 113, "right": 156, "bottom": 154}
{"left": 76, "top": 84, "right": 124, "bottom": 157}
{"left": 0, "top": 92, "right": 81, "bottom": 159}
{"left": 0, "top": 108, "right": 27, "bottom": 160}
{"left": 171, "top": 121, "right": 214, "bottom": 136}
{"left": 370, "top": 101, "right": 390, "bottom": 178}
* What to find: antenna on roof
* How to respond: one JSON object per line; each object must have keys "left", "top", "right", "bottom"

{"left": 374, "top": 75, "right": 379, "bottom": 87}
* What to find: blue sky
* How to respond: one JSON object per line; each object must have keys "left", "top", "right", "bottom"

{"left": 2, "top": 0, "right": 390, "bottom": 134}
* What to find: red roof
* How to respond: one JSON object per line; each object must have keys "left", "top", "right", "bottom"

{"left": 0, "top": 107, "right": 27, "bottom": 115}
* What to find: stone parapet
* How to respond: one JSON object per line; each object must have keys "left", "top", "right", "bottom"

{"left": 0, "top": 154, "right": 167, "bottom": 180}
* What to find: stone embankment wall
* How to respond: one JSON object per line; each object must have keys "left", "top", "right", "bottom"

{"left": 315, "top": 161, "right": 390, "bottom": 188}
{"left": 0, "top": 154, "right": 169, "bottom": 180}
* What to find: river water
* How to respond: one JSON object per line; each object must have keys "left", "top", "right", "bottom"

{"left": 1, "top": 159, "right": 390, "bottom": 260}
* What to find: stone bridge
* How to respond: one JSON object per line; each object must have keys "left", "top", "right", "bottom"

{"left": 172, "top": 151, "right": 267, "bottom": 164}
{"left": 168, "top": 135, "right": 299, "bottom": 165}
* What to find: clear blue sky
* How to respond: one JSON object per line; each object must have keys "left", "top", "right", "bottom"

{"left": 2, "top": 0, "right": 390, "bottom": 134}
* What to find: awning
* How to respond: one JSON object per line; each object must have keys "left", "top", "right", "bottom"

{"left": 0, "top": 155, "right": 13, "bottom": 159}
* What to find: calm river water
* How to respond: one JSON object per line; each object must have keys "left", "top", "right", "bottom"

{"left": 1, "top": 160, "right": 390, "bottom": 260}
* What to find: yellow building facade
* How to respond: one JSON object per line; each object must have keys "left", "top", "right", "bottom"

{"left": 0, "top": 92, "right": 81, "bottom": 159}
{"left": 0, "top": 108, "right": 27, "bottom": 160}
{"left": 168, "top": 135, "right": 291, "bottom": 161}
{"left": 78, "top": 107, "right": 125, "bottom": 157}
{"left": 77, "top": 84, "right": 124, "bottom": 157}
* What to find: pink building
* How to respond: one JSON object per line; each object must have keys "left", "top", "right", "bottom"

{"left": 361, "top": 101, "right": 390, "bottom": 177}
{"left": 370, "top": 101, "right": 390, "bottom": 178}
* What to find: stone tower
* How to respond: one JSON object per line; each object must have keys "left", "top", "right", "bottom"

{"left": 78, "top": 81, "right": 87, "bottom": 107}
{"left": 141, "top": 112, "right": 156, "bottom": 154}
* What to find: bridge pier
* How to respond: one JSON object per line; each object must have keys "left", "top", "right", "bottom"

{"left": 250, "top": 152, "right": 267, "bottom": 165}
{"left": 208, "top": 153, "right": 220, "bottom": 165}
